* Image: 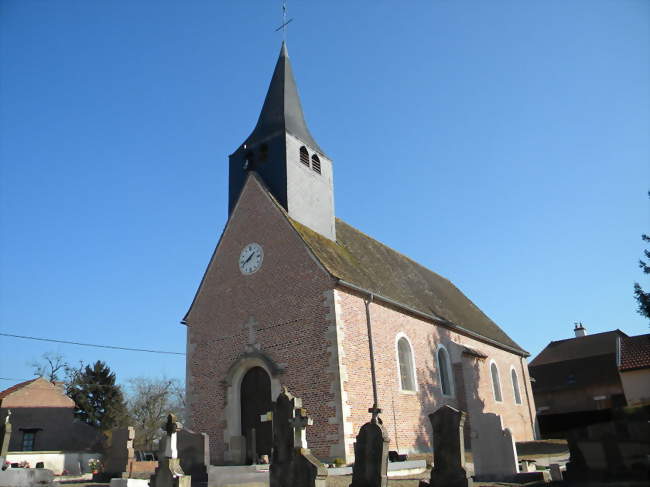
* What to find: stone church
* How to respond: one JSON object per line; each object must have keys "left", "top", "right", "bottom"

{"left": 183, "top": 43, "right": 537, "bottom": 465}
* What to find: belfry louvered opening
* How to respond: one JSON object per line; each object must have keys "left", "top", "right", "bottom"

{"left": 311, "top": 154, "right": 321, "bottom": 174}
{"left": 299, "top": 146, "right": 310, "bottom": 166}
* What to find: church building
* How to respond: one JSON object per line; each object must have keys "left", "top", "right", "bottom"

{"left": 183, "top": 43, "right": 537, "bottom": 465}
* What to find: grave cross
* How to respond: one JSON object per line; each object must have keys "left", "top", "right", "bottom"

{"left": 368, "top": 406, "right": 383, "bottom": 425}
{"left": 4, "top": 410, "right": 10, "bottom": 424}
{"left": 289, "top": 407, "right": 312, "bottom": 450}
{"left": 163, "top": 413, "right": 182, "bottom": 459}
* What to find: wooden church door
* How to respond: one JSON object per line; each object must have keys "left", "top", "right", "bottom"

{"left": 240, "top": 366, "right": 273, "bottom": 463}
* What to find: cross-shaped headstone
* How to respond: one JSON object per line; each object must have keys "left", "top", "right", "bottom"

{"left": 163, "top": 413, "right": 182, "bottom": 459}
{"left": 289, "top": 407, "right": 313, "bottom": 450}
{"left": 368, "top": 405, "right": 382, "bottom": 424}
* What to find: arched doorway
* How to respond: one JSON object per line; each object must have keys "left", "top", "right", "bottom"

{"left": 240, "top": 366, "right": 272, "bottom": 463}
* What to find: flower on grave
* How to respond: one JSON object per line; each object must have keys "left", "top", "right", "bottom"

{"left": 18, "top": 461, "right": 30, "bottom": 468}
{"left": 88, "top": 458, "right": 102, "bottom": 472}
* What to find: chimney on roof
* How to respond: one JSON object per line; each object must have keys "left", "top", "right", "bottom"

{"left": 574, "top": 322, "right": 587, "bottom": 337}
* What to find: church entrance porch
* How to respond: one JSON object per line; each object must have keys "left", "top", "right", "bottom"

{"left": 240, "top": 366, "right": 272, "bottom": 463}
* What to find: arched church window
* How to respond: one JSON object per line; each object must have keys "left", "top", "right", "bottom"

{"left": 397, "top": 336, "right": 416, "bottom": 391}
{"left": 490, "top": 361, "right": 502, "bottom": 402}
{"left": 311, "top": 154, "right": 321, "bottom": 174}
{"left": 511, "top": 367, "right": 522, "bottom": 405}
{"left": 436, "top": 345, "right": 454, "bottom": 396}
{"left": 299, "top": 146, "right": 309, "bottom": 166}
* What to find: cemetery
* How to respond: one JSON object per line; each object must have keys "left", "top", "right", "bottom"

{"left": 2, "top": 385, "right": 648, "bottom": 487}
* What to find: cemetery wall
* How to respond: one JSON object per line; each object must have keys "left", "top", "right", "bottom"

{"left": 184, "top": 176, "right": 344, "bottom": 463}
{"left": 334, "top": 287, "right": 537, "bottom": 456}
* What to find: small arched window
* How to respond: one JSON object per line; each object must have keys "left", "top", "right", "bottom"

{"left": 490, "top": 361, "right": 502, "bottom": 402}
{"left": 511, "top": 368, "right": 522, "bottom": 405}
{"left": 311, "top": 154, "right": 321, "bottom": 174}
{"left": 397, "top": 336, "right": 416, "bottom": 391}
{"left": 299, "top": 146, "right": 309, "bottom": 166}
{"left": 436, "top": 346, "right": 454, "bottom": 396}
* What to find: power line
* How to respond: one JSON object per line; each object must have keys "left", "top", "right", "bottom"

{"left": 0, "top": 333, "right": 185, "bottom": 356}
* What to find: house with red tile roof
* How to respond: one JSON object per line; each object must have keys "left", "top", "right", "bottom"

{"left": 0, "top": 377, "right": 101, "bottom": 473}
{"left": 618, "top": 333, "right": 650, "bottom": 407}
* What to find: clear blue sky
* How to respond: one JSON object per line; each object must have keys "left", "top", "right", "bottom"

{"left": 1, "top": 1, "right": 648, "bottom": 388}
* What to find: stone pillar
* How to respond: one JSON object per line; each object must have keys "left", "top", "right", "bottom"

{"left": 0, "top": 410, "right": 12, "bottom": 466}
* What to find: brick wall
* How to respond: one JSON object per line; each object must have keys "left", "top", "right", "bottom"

{"left": 335, "top": 287, "right": 537, "bottom": 456}
{"left": 184, "top": 175, "right": 343, "bottom": 463}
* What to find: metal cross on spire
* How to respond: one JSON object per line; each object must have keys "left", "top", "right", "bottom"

{"left": 274, "top": 0, "right": 293, "bottom": 38}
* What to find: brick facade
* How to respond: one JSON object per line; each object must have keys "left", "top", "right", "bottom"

{"left": 184, "top": 176, "right": 342, "bottom": 463}
{"left": 185, "top": 174, "right": 537, "bottom": 464}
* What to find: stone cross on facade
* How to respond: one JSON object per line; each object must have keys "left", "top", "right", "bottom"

{"left": 290, "top": 407, "right": 312, "bottom": 450}
{"left": 164, "top": 414, "right": 182, "bottom": 459}
{"left": 243, "top": 316, "right": 260, "bottom": 351}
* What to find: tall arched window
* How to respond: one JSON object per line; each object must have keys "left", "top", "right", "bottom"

{"left": 511, "top": 367, "right": 522, "bottom": 405}
{"left": 397, "top": 336, "right": 416, "bottom": 391}
{"left": 299, "top": 146, "right": 309, "bottom": 166}
{"left": 436, "top": 345, "right": 454, "bottom": 396}
{"left": 311, "top": 154, "right": 321, "bottom": 174}
{"left": 490, "top": 361, "right": 502, "bottom": 402}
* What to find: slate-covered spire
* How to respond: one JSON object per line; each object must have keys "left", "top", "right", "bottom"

{"left": 245, "top": 42, "right": 323, "bottom": 154}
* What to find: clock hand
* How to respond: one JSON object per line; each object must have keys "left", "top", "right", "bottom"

{"left": 244, "top": 252, "right": 255, "bottom": 264}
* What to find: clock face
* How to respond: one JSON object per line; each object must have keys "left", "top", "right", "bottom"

{"left": 239, "top": 243, "right": 264, "bottom": 275}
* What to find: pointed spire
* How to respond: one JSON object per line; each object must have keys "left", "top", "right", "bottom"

{"left": 245, "top": 42, "right": 323, "bottom": 154}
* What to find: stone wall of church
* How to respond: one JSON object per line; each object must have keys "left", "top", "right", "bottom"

{"left": 184, "top": 176, "right": 345, "bottom": 464}
{"left": 334, "top": 287, "right": 537, "bottom": 458}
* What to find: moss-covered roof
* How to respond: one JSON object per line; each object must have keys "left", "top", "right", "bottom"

{"left": 291, "top": 218, "right": 527, "bottom": 355}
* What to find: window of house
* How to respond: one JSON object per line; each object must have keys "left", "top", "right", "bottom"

{"left": 299, "top": 146, "right": 309, "bottom": 166}
{"left": 436, "top": 345, "right": 454, "bottom": 396}
{"left": 311, "top": 154, "right": 321, "bottom": 174}
{"left": 490, "top": 361, "right": 502, "bottom": 402}
{"left": 21, "top": 431, "right": 36, "bottom": 451}
{"left": 397, "top": 336, "right": 416, "bottom": 391}
{"left": 511, "top": 367, "right": 522, "bottom": 404}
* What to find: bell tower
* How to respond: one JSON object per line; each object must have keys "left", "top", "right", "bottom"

{"left": 228, "top": 42, "right": 335, "bottom": 241}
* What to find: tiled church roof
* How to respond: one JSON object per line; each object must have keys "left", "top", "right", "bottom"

{"left": 619, "top": 334, "right": 650, "bottom": 371}
{"left": 290, "top": 217, "right": 527, "bottom": 356}
{"left": 0, "top": 378, "right": 38, "bottom": 402}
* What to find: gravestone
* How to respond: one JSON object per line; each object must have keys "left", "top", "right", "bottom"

{"left": 150, "top": 414, "right": 191, "bottom": 487}
{"left": 422, "top": 405, "right": 472, "bottom": 487}
{"left": 549, "top": 463, "right": 563, "bottom": 481}
{"left": 350, "top": 406, "right": 390, "bottom": 487}
{"left": 472, "top": 412, "right": 518, "bottom": 482}
{"left": 177, "top": 428, "right": 209, "bottom": 484}
{"left": 269, "top": 388, "right": 327, "bottom": 487}
{"left": 0, "top": 410, "right": 11, "bottom": 466}
{"left": 104, "top": 427, "right": 136, "bottom": 479}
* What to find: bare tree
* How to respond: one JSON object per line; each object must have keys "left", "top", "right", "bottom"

{"left": 30, "top": 352, "right": 68, "bottom": 383}
{"left": 126, "top": 377, "right": 185, "bottom": 450}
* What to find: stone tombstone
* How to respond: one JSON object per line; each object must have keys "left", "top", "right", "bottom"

{"left": 0, "top": 410, "right": 12, "bottom": 464}
{"left": 549, "top": 463, "right": 563, "bottom": 481}
{"left": 269, "top": 388, "right": 327, "bottom": 487}
{"left": 177, "top": 428, "right": 209, "bottom": 484}
{"left": 150, "top": 414, "right": 191, "bottom": 487}
{"left": 104, "top": 427, "right": 136, "bottom": 479}
{"left": 350, "top": 407, "right": 390, "bottom": 487}
{"left": 472, "top": 412, "right": 519, "bottom": 481}
{"left": 425, "top": 405, "right": 472, "bottom": 487}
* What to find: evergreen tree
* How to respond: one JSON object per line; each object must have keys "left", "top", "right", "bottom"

{"left": 634, "top": 192, "right": 650, "bottom": 322}
{"left": 67, "top": 360, "right": 128, "bottom": 431}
